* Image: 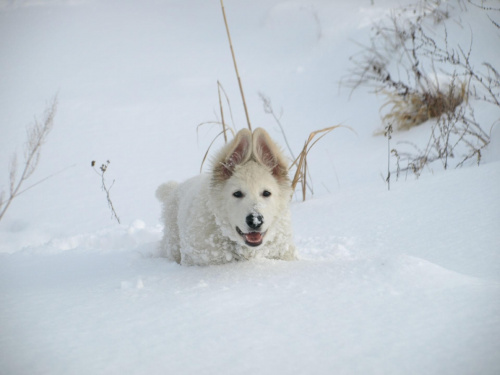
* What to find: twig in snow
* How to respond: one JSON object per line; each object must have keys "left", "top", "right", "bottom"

{"left": 91, "top": 160, "right": 121, "bottom": 224}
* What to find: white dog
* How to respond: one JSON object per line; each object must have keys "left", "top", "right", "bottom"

{"left": 156, "top": 127, "right": 296, "bottom": 266}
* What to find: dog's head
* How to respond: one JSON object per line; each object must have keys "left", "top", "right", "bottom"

{"left": 211, "top": 128, "right": 292, "bottom": 247}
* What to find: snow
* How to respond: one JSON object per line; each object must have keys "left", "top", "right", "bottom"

{"left": 1, "top": 0, "right": 499, "bottom": 374}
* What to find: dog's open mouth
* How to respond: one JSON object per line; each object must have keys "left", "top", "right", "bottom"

{"left": 236, "top": 227, "right": 266, "bottom": 247}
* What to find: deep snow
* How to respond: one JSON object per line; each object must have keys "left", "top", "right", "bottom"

{"left": 1, "top": 0, "right": 499, "bottom": 374}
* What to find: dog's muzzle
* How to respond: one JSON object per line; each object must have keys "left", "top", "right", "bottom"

{"left": 236, "top": 226, "right": 266, "bottom": 247}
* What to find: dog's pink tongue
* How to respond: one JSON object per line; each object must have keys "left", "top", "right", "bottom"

{"left": 245, "top": 232, "right": 262, "bottom": 243}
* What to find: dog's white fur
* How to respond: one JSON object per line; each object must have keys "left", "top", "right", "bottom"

{"left": 156, "top": 128, "right": 296, "bottom": 266}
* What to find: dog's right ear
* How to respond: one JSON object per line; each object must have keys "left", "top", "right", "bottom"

{"left": 213, "top": 128, "right": 252, "bottom": 181}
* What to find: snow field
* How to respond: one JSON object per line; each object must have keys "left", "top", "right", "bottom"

{"left": 1, "top": 160, "right": 499, "bottom": 374}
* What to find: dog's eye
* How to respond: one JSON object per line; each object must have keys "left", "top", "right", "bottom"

{"left": 262, "top": 190, "right": 272, "bottom": 197}
{"left": 233, "top": 191, "right": 244, "bottom": 198}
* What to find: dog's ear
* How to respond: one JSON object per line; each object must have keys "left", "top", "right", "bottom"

{"left": 252, "top": 128, "right": 289, "bottom": 182}
{"left": 213, "top": 128, "right": 252, "bottom": 181}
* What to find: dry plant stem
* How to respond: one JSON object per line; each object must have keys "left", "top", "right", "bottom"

{"left": 15, "top": 164, "right": 76, "bottom": 197}
{"left": 290, "top": 125, "right": 350, "bottom": 201}
{"left": 217, "top": 82, "right": 237, "bottom": 131}
{"left": 217, "top": 81, "right": 228, "bottom": 143}
{"left": 200, "top": 130, "right": 228, "bottom": 173}
{"left": 0, "top": 97, "right": 57, "bottom": 222}
{"left": 302, "top": 157, "right": 308, "bottom": 199}
{"left": 102, "top": 178, "right": 120, "bottom": 225}
{"left": 259, "top": 93, "right": 296, "bottom": 160}
{"left": 92, "top": 161, "right": 121, "bottom": 224}
{"left": 385, "top": 123, "right": 393, "bottom": 190}
{"left": 198, "top": 81, "right": 238, "bottom": 173}
{"left": 220, "top": 0, "right": 252, "bottom": 131}
{"left": 258, "top": 92, "right": 315, "bottom": 195}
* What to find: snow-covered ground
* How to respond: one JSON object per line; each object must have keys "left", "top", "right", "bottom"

{"left": 1, "top": 0, "right": 499, "bottom": 374}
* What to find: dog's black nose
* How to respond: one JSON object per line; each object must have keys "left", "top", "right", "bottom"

{"left": 246, "top": 213, "right": 263, "bottom": 230}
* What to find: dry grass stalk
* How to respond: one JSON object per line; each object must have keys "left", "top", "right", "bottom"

{"left": 199, "top": 130, "right": 235, "bottom": 173}
{"left": 259, "top": 92, "right": 319, "bottom": 196}
{"left": 198, "top": 81, "right": 237, "bottom": 172}
{"left": 290, "top": 125, "right": 347, "bottom": 201}
{"left": 218, "top": 81, "right": 228, "bottom": 143}
{"left": 0, "top": 97, "right": 57, "bottom": 222}
{"left": 197, "top": 82, "right": 235, "bottom": 133}
{"left": 220, "top": 0, "right": 252, "bottom": 131}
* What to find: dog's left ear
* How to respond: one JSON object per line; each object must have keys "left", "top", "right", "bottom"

{"left": 253, "top": 128, "right": 289, "bottom": 182}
